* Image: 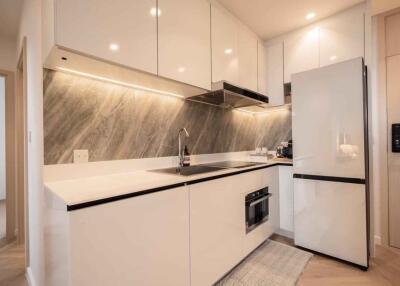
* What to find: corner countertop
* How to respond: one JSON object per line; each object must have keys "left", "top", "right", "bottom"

{"left": 45, "top": 158, "right": 292, "bottom": 211}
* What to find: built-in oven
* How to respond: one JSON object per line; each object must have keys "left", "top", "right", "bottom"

{"left": 245, "top": 187, "right": 271, "bottom": 233}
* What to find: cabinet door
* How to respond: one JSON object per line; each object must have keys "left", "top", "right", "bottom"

{"left": 69, "top": 187, "right": 190, "bottom": 286}
{"left": 56, "top": 0, "right": 157, "bottom": 74}
{"left": 265, "top": 42, "right": 284, "bottom": 106}
{"left": 238, "top": 24, "right": 258, "bottom": 90}
{"left": 190, "top": 175, "right": 245, "bottom": 286}
{"left": 279, "top": 166, "right": 294, "bottom": 232}
{"left": 257, "top": 41, "right": 267, "bottom": 95}
{"left": 319, "top": 4, "right": 364, "bottom": 67}
{"left": 211, "top": 3, "right": 239, "bottom": 85}
{"left": 284, "top": 26, "right": 319, "bottom": 83}
{"left": 243, "top": 168, "right": 278, "bottom": 254}
{"left": 158, "top": 0, "right": 211, "bottom": 90}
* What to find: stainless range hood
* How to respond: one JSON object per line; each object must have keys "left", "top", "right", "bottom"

{"left": 187, "top": 81, "right": 269, "bottom": 109}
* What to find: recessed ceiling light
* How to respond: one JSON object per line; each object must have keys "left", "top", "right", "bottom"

{"left": 330, "top": 55, "right": 337, "bottom": 61}
{"left": 306, "top": 12, "right": 316, "bottom": 20}
{"left": 109, "top": 43, "right": 119, "bottom": 51}
{"left": 224, "top": 48, "right": 233, "bottom": 55}
{"left": 178, "top": 67, "right": 185, "bottom": 73}
{"left": 150, "top": 7, "right": 161, "bottom": 17}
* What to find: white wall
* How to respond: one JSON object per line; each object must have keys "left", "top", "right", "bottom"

{"left": 17, "top": 0, "right": 44, "bottom": 285}
{"left": 0, "top": 77, "right": 5, "bottom": 201}
{"left": 0, "top": 36, "right": 17, "bottom": 71}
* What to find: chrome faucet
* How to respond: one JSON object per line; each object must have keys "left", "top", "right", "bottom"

{"left": 178, "top": 128, "right": 190, "bottom": 168}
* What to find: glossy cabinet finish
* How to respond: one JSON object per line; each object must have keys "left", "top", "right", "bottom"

{"left": 265, "top": 42, "right": 284, "bottom": 106}
{"left": 257, "top": 41, "right": 267, "bottom": 95}
{"left": 190, "top": 174, "right": 245, "bottom": 286}
{"left": 243, "top": 168, "right": 278, "bottom": 255}
{"left": 280, "top": 3, "right": 365, "bottom": 83}
{"left": 70, "top": 187, "right": 190, "bottom": 286}
{"left": 238, "top": 24, "right": 258, "bottom": 90}
{"left": 211, "top": 3, "right": 239, "bottom": 85}
{"left": 56, "top": 0, "right": 158, "bottom": 74}
{"left": 319, "top": 5, "right": 364, "bottom": 67}
{"left": 158, "top": 0, "right": 211, "bottom": 90}
{"left": 278, "top": 166, "right": 294, "bottom": 232}
{"left": 190, "top": 168, "right": 277, "bottom": 286}
{"left": 284, "top": 25, "right": 319, "bottom": 83}
{"left": 294, "top": 178, "right": 368, "bottom": 266}
{"left": 292, "top": 58, "right": 365, "bottom": 178}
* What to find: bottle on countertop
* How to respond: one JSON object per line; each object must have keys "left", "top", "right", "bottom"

{"left": 183, "top": 145, "right": 191, "bottom": 166}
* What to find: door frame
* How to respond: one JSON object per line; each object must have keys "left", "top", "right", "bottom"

{"left": 0, "top": 69, "right": 15, "bottom": 247}
{"left": 15, "top": 37, "right": 29, "bottom": 265}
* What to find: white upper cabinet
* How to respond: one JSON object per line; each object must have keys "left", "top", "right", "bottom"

{"left": 55, "top": 0, "right": 158, "bottom": 75}
{"left": 238, "top": 24, "right": 258, "bottom": 91}
{"left": 211, "top": 3, "right": 239, "bottom": 85}
{"left": 265, "top": 41, "right": 284, "bottom": 106}
{"left": 257, "top": 41, "right": 267, "bottom": 96}
{"left": 158, "top": 0, "right": 211, "bottom": 90}
{"left": 284, "top": 25, "right": 320, "bottom": 83}
{"left": 319, "top": 5, "right": 364, "bottom": 67}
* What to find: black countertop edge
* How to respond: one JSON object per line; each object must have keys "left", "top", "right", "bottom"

{"left": 293, "top": 173, "right": 366, "bottom": 184}
{"left": 66, "top": 162, "right": 292, "bottom": 211}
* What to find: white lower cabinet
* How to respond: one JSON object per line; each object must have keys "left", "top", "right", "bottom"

{"left": 190, "top": 168, "right": 278, "bottom": 286}
{"left": 243, "top": 168, "right": 279, "bottom": 254}
{"left": 67, "top": 187, "right": 190, "bottom": 286}
{"left": 189, "top": 174, "right": 246, "bottom": 286}
{"left": 45, "top": 167, "right": 285, "bottom": 286}
{"left": 279, "top": 165, "right": 294, "bottom": 233}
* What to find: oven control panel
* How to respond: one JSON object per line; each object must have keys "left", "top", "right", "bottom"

{"left": 392, "top": 124, "right": 400, "bottom": 153}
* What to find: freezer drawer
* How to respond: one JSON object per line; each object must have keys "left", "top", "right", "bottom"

{"left": 294, "top": 178, "right": 368, "bottom": 267}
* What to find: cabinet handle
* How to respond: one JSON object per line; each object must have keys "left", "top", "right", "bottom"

{"left": 249, "top": 194, "right": 272, "bottom": 207}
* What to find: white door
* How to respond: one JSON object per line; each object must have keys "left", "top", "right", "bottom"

{"left": 265, "top": 41, "right": 284, "bottom": 106}
{"left": 387, "top": 54, "right": 400, "bottom": 249}
{"left": 284, "top": 25, "right": 319, "bottom": 83}
{"left": 211, "top": 3, "right": 239, "bottom": 85}
{"left": 238, "top": 23, "right": 258, "bottom": 90}
{"left": 0, "top": 77, "right": 5, "bottom": 202}
{"left": 158, "top": 0, "right": 211, "bottom": 90}
{"left": 56, "top": 0, "right": 158, "bottom": 74}
{"left": 319, "top": 4, "right": 364, "bottom": 67}
{"left": 292, "top": 58, "right": 366, "bottom": 178}
{"left": 294, "top": 179, "right": 368, "bottom": 266}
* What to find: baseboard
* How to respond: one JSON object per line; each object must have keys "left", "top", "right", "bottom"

{"left": 374, "top": 235, "right": 382, "bottom": 245}
{"left": 26, "top": 267, "right": 37, "bottom": 286}
{"left": 275, "top": 229, "right": 294, "bottom": 239}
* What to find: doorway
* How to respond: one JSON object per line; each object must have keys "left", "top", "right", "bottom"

{"left": 0, "top": 38, "right": 28, "bottom": 284}
{"left": 0, "top": 75, "right": 6, "bottom": 244}
{"left": 386, "top": 11, "right": 400, "bottom": 249}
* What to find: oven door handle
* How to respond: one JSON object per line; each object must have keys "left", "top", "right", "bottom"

{"left": 248, "top": 193, "right": 272, "bottom": 207}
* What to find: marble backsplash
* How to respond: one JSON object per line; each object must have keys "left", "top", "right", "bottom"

{"left": 43, "top": 69, "right": 292, "bottom": 165}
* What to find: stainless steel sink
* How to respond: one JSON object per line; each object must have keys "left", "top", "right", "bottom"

{"left": 151, "top": 165, "right": 225, "bottom": 176}
{"left": 151, "top": 161, "right": 264, "bottom": 176}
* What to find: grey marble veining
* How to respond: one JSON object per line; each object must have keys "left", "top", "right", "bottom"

{"left": 43, "top": 69, "right": 292, "bottom": 165}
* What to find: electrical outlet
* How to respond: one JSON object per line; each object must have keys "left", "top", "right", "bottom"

{"left": 73, "top": 149, "right": 89, "bottom": 163}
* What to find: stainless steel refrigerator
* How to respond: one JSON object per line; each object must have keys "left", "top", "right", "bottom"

{"left": 292, "top": 57, "right": 369, "bottom": 269}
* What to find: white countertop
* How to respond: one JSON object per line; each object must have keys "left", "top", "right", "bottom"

{"left": 45, "top": 158, "right": 292, "bottom": 207}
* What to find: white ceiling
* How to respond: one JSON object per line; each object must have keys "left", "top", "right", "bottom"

{"left": 0, "top": 0, "right": 23, "bottom": 40}
{"left": 217, "top": 0, "right": 365, "bottom": 40}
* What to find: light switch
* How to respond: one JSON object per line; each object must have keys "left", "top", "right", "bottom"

{"left": 73, "top": 149, "right": 89, "bottom": 163}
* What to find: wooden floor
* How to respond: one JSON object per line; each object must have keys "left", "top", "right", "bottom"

{"left": 271, "top": 234, "right": 400, "bottom": 286}
{"left": 1, "top": 235, "right": 400, "bottom": 286}
{"left": 0, "top": 243, "right": 27, "bottom": 286}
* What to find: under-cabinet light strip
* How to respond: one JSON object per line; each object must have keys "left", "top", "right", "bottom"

{"left": 236, "top": 106, "right": 291, "bottom": 115}
{"left": 56, "top": 67, "right": 185, "bottom": 99}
